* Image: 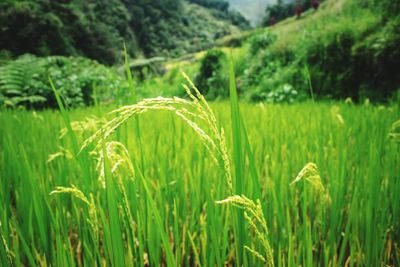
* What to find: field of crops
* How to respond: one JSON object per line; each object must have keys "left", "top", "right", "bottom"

{"left": 1, "top": 0, "right": 399, "bottom": 265}
{"left": 0, "top": 74, "right": 399, "bottom": 267}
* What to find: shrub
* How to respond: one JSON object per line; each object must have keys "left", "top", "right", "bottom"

{"left": 244, "top": 1, "right": 400, "bottom": 102}
{"left": 194, "top": 50, "right": 228, "bottom": 99}
{"left": 242, "top": 51, "right": 282, "bottom": 88}
{"left": 249, "top": 83, "right": 301, "bottom": 103}
{"left": 0, "top": 55, "right": 128, "bottom": 109}
{"left": 352, "top": 16, "right": 400, "bottom": 100}
{"left": 249, "top": 31, "right": 277, "bottom": 55}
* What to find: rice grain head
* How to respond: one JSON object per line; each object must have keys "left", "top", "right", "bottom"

{"left": 59, "top": 115, "right": 106, "bottom": 139}
{"left": 50, "top": 185, "right": 98, "bottom": 239}
{"left": 216, "top": 195, "right": 274, "bottom": 267}
{"left": 46, "top": 146, "right": 73, "bottom": 164}
{"left": 388, "top": 119, "right": 400, "bottom": 142}
{"left": 290, "top": 162, "right": 324, "bottom": 192}
{"left": 331, "top": 105, "right": 344, "bottom": 125}
{"left": 96, "top": 141, "right": 135, "bottom": 187}
{"left": 80, "top": 72, "right": 233, "bottom": 192}
{"left": 97, "top": 141, "right": 137, "bottom": 241}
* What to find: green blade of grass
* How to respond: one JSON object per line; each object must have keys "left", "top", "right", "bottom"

{"left": 304, "top": 64, "right": 314, "bottom": 103}
{"left": 134, "top": 162, "right": 176, "bottom": 267}
{"left": 229, "top": 55, "right": 245, "bottom": 265}
{"left": 49, "top": 77, "right": 91, "bottom": 188}
{"left": 0, "top": 229, "right": 12, "bottom": 266}
{"left": 102, "top": 142, "right": 125, "bottom": 266}
{"left": 49, "top": 78, "right": 79, "bottom": 156}
{"left": 124, "top": 43, "right": 137, "bottom": 103}
{"left": 240, "top": 113, "right": 262, "bottom": 200}
{"left": 124, "top": 43, "right": 145, "bottom": 173}
{"left": 188, "top": 231, "right": 202, "bottom": 267}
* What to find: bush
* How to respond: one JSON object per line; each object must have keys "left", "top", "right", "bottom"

{"left": 194, "top": 50, "right": 228, "bottom": 99}
{"left": 249, "top": 83, "right": 301, "bottom": 103}
{"left": 0, "top": 55, "right": 128, "bottom": 109}
{"left": 351, "top": 16, "right": 400, "bottom": 100}
{"left": 243, "top": 1, "right": 400, "bottom": 102}
{"left": 305, "top": 29, "right": 358, "bottom": 99}
{"left": 249, "top": 31, "right": 277, "bottom": 55}
{"left": 242, "top": 51, "right": 282, "bottom": 88}
{"left": 0, "top": 1, "right": 136, "bottom": 65}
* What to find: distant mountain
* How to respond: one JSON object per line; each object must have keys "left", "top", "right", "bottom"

{"left": 227, "top": 0, "right": 277, "bottom": 26}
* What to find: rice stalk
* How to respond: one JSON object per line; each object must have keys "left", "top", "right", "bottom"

{"left": 96, "top": 141, "right": 135, "bottom": 187}
{"left": 50, "top": 185, "right": 98, "bottom": 241}
{"left": 0, "top": 221, "right": 13, "bottom": 265}
{"left": 59, "top": 116, "right": 106, "bottom": 139}
{"left": 331, "top": 105, "right": 345, "bottom": 125}
{"left": 344, "top": 97, "right": 353, "bottom": 104}
{"left": 216, "top": 195, "right": 275, "bottom": 267}
{"left": 80, "top": 73, "right": 233, "bottom": 192}
{"left": 187, "top": 231, "right": 201, "bottom": 267}
{"left": 290, "top": 162, "right": 324, "bottom": 192}
{"left": 388, "top": 119, "right": 400, "bottom": 142}
{"left": 244, "top": 245, "right": 267, "bottom": 263}
{"left": 46, "top": 146, "right": 73, "bottom": 164}
{"left": 97, "top": 141, "right": 137, "bottom": 253}
{"left": 33, "top": 248, "right": 47, "bottom": 267}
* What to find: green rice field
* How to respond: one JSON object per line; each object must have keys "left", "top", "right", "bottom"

{"left": 0, "top": 82, "right": 399, "bottom": 266}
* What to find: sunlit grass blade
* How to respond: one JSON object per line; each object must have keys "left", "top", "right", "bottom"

{"left": 124, "top": 43, "right": 137, "bottom": 103}
{"left": 0, "top": 227, "right": 12, "bottom": 266}
{"left": 229, "top": 55, "right": 245, "bottom": 265}
{"left": 102, "top": 142, "right": 125, "bottom": 266}
{"left": 188, "top": 231, "right": 201, "bottom": 267}
{"left": 240, "top": 113, "right": 262, "bottom": 199}
{"left": 49, "top": 77, "right": 79, "bottom": 156}
{"left": 124, "top": 43, "right": 145, "bottom": 173}
{"left": 49, "top": 77, "right": 91, "bottom": 188}
{"left": 135, "top": 164, "right": 176, "bottom": 267}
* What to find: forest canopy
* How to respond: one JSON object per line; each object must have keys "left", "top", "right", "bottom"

{"left": 0, "top": 0, "right": 250, "bottom": 64}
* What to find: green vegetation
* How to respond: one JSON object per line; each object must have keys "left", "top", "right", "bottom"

{"left": 0, "top": 0, "right": 399, "bottom": 266}
{"left": 0, "top": 0, "right": 249, "bottom": 64}
{"left": 195, "top": 50, "right": 228, "bottom": 98}
{"left": 0, "top": 55, "right": 128, "bottom": 108}
{"left": 128, "top": 0, "right": 400, "bottom": 104}
{"left": 262, "top": 0, "right": 324, "bottom": 25}
{"left": 189, "top": 0, "right": 250, "bottom": 29}
{"left": 1, "top": 0, "right": 399, "bottom": 107}
{"left": 0, "top": 83, "right": 398, "bottom": 265}
{"left": 238, "top": 0, "right": 400, "bottom": 102}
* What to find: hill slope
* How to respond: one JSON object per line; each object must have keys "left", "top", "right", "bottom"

{"left": 239, "top": 0, "right": 400, "bottom": 101}
{"left": 0, "top": 0, "right": 249, "bottom": 64}
{"left": 160, "top": 0, "right": 400, "bottom": 102}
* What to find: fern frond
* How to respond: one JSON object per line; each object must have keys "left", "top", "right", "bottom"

{"left": 0, "top": 55, "right": 40, "bottom": 105}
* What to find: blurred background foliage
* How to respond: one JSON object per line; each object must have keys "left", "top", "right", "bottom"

{"left": 0, "top": 55, "right": 128, "bottom": 108}
{"left": 0, "top": 0, "right": 399, "bottom": 108}
{"left": 0, "top": 0, "right": 249, "bottom": 64}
